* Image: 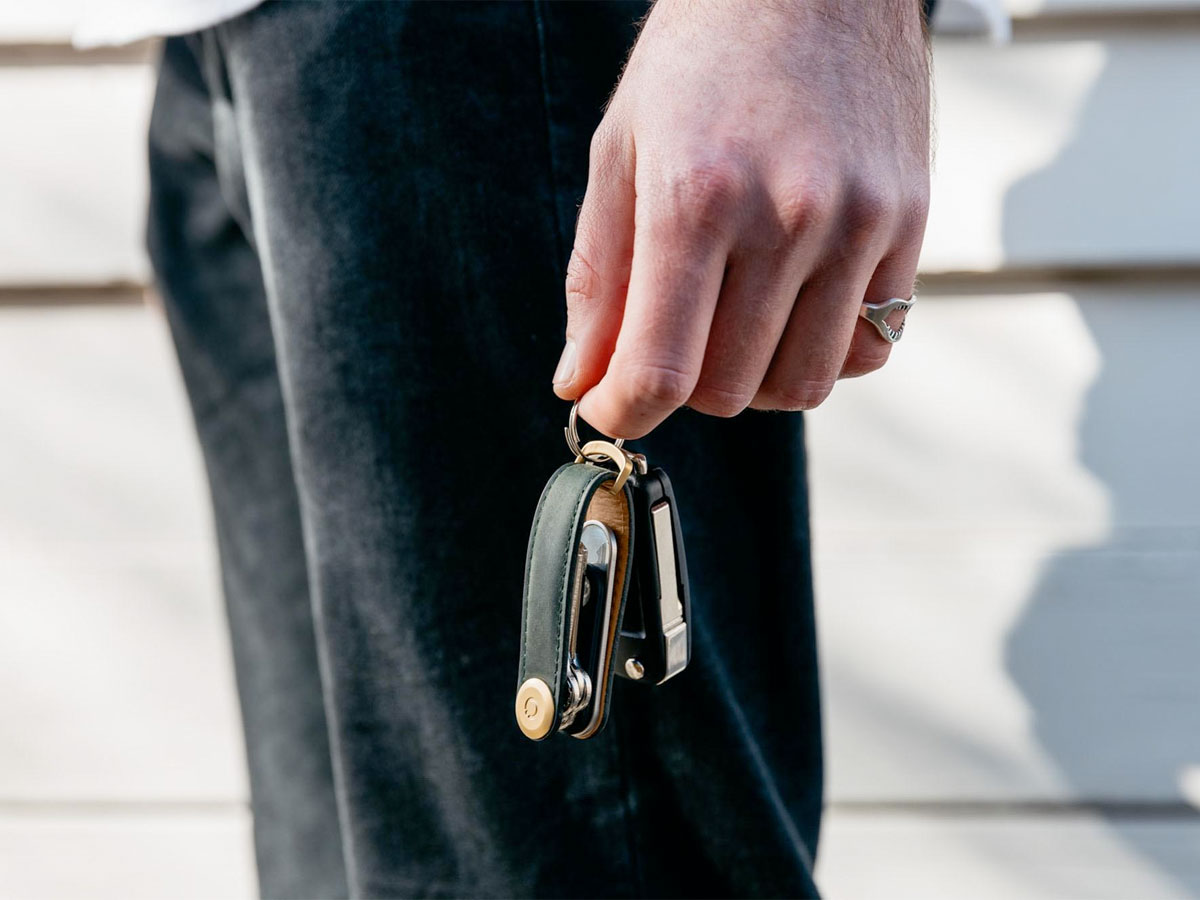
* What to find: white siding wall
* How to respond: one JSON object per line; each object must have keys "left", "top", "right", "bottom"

{"left": 0, "top": 3, "right": 1196, "bottom": 897}
{"left": 812, "top": 5, "right": 1200, "bottom": 895}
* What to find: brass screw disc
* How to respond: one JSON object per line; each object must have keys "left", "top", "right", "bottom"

{"left": 515, "top": 677, "right": 554, "bottom": 740}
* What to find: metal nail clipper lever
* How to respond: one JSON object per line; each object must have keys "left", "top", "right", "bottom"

{"left": 514, "top": 401, "right": 691, "bottom": 741}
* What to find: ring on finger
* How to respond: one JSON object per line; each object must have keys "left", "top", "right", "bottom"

{"left": 859, "top": 296, "right": 915, "bottom": 344}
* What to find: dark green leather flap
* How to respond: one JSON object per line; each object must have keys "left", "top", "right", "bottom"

{"left": 516, "top": 462, "right": 633, "bottom": 739}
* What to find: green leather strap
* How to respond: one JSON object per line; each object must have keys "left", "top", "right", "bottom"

{"left": 517, "top": 462, "right": 634, "bottom": 739}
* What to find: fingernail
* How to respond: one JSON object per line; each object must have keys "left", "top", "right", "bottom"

{"left": 553, "top": 338, "right": 577, "bottom": 386}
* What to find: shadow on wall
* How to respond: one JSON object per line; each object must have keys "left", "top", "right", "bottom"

{"left": 1002, "top": 43, "right": 1200, "bottom": 894}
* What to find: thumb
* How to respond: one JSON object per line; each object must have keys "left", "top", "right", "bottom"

{"left": 552, "top": 125, "right": 635, "bottom": 400}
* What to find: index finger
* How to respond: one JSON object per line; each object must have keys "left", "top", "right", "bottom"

{"left": 576, "top": 172, "right": 738, "bottom": 438}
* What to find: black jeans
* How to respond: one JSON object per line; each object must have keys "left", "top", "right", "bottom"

{"left": 147, "top": 3, "right": 821, "bottom": 897}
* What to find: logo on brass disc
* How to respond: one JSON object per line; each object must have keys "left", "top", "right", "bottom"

{"left": 515, "top": 678, "right": 554, "bottom": 740}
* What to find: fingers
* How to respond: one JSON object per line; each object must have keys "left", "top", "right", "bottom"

{"left": 841, "top": 315, "right": 896, "bottom": 379}
{"left": 840, "top": 256, "right": 917, "bottom": 379}
{"left": 750, "top": 264, "right": 868, "bottom": 411}
{"left": 577, "top": 157, "right": 749, "bottom": 437}
{"left": 751, "top": 252, "right": 914, "bottom": 409}
{"left": 686, "top": 246, "right": 809, "bottom": 417}
{"left": 683, "top": 258, "right": 787, "bottom": 418}
{"left": 565, "top": 141, "right": 929, "bottom": 428}
{"left": 685, "top": 176, "right": 840, "bottom": 417}
{"left": 752, "top": 179, "right": 927, "bottom": 408}
{"left": 841, "top": 197, "right": 927, "bottom": 379}
{"left": 553, "top": 124, "right": 636, "bottom": 401}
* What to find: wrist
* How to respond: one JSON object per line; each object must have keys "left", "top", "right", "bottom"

{"left": 648, "top": 0, "right": 927, "bottom": 44}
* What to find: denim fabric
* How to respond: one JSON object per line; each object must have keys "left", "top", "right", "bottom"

{"left": 147, "top": 3, "right": 822, "bottom": 898}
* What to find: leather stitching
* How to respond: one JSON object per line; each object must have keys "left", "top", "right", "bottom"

{"left": 519, "top": 467, "right": 560, "bottom": 683}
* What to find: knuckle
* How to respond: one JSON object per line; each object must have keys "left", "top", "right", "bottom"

{"left": 588, "top": 121, "right": 622, "bottom": 173}
{"left": 776, "top": 175, "right": 837, "bottom": 238}
{"left": 666, "top": 152, "right": 751, "bottom": 230}
{"left": 565, "top": 247, "right": 601, "bottom": 307}
{"left": 842, "top": 176, "right": 897, "bottom": 246}
{"left": 898, "top": 184, "right": 931, "bottom": 235}
{"left": 688, "top": 380, "right": 754, "bottom": 418}
{"left": 764, "top": 378, "right": 836, "bottom": 412}
{"left": 842, "top": 338, "right": 892, "bottom": 378}
{"left": 623, "top": 360, "right": 697, "bottom": 410}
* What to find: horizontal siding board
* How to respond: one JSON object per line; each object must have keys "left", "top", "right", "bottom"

{"left": 0, "top": 66, "right": 154, "bottom": 286}
{"left": 817, "top": 811, "right": 1200, "bottom": 899}
{"left": 0, "top": 305, "right": 210, "bottom": 544}
{"left": 924, "top": 27, "right": 1200, "bottom": 272}
{"left": 0, "top": 553, "right": 246, "bottom": 801}
{"left": 1009, "top": 0, "right": 1200, "bottom": 15}
{"left": 0, "top": 811, "right": 255, "bottom": 899}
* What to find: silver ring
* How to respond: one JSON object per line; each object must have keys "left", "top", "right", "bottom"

{"left": 565, "top": 399, "right": 624, "bottom": 459}
{"left": 859, "top": 296, "right": 916, "bottom": 343}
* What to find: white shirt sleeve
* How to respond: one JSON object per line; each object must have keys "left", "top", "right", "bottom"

{"left": 74, "top": 0, "right": 265, "bottom": 49}
{"left": 76, "top": 0, "right": 1013, "bottom": 51}
{"left": 933, "top": 0, "right": 1012, "bottom": 42}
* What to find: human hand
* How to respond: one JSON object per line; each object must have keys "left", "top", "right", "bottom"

{"left": 552, "top": 0, "right": 932, "bottom": 438}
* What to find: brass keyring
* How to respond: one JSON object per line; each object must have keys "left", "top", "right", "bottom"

{"left": 564, "top": 399, "right": 625, "bottom": 460}
{"left": 576, "top": 440, "right": 634, "bottom": 493}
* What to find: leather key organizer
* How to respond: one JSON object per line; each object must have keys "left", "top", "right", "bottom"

{"left": 515, "top": 404, "right": 691, "bottom": 741}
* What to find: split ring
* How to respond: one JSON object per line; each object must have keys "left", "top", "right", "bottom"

{"left": 564, "top": 399, "right": 625, "bottom": 460}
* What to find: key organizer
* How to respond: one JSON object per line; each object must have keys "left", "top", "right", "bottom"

{"left": 515, "top": 403, "right": 691, "bottom": 741}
